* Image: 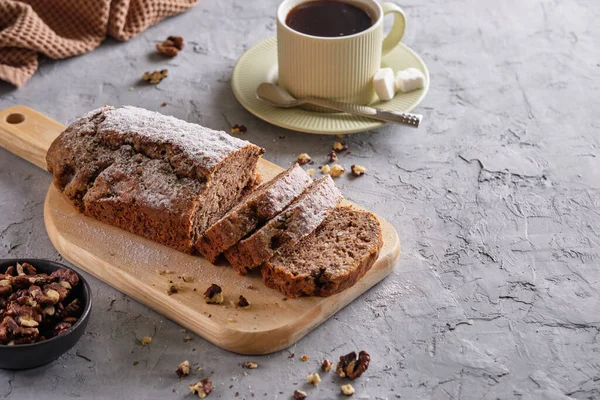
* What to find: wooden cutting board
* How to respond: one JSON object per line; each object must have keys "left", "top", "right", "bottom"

{"left": 0, "top": 106, "right": 400, "bottom": 355}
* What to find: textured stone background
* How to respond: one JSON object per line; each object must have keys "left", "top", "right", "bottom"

{"left": 1, "top": 0, "right": 599, "bottom": 398}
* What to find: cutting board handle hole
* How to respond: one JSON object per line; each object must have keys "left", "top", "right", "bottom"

{"left": 6, "top": 113, "right": 25, "bottom": 125}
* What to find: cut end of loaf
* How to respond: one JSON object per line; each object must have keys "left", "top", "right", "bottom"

{"left": 226, "top": 175, "right": 342, "bottom": 275}
{"left": 196, "top": 164, "right": 312, "bottom": 264}
{"left": 261, "top": 206, "right": 383, "bottom": 297}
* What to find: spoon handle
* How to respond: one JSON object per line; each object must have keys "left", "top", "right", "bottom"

{"left": 305, "top": 97, "right": 422, "bottom": 128}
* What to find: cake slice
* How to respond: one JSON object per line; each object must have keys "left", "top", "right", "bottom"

{"left": 226, "top": 176, "right": 342, "bottom": 274}
{"left": 262, "top": 206, "right": 383, "bottom": 297}
{"left": 196, "top": 165, "right": 312, "bottom": 263}
{"left": 46, "top": 106, "right": 264, "bottom": 253}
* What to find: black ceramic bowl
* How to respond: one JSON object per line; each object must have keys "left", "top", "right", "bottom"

{"left": 0, "top": 259, "right": 92, "bottom": 370}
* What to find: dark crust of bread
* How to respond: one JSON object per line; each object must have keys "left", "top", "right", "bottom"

{"left": 225, "top": 176, "right": 342, "bottom": 275}
{"left": 46, "top": 106, "right": 264, "bottom": 253}
{"left": 261, "top": 206, "right": 383, "bottom": 297}
{"left": 196, "top": 165, "right": 312, "bottom": 263}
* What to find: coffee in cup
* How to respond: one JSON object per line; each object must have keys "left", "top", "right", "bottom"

{"left": 277, "top": 0, "right": 407, "bottom": 108}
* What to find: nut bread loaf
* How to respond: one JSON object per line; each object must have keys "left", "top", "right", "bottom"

{"left": 46, "top": 106, "right": 264, "bottom": 253}
{"left": 225, "top": 176, "right": 342, "bottom": 274}
{"left": 262, "top": 206, "right": 383, "bottom": 297}
{"left": 197, "top": 165, "right": 312, "bottom": 263}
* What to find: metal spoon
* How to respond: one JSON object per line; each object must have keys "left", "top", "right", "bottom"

{"left": 256, "top": 83, "right": 422, "bottom": 128}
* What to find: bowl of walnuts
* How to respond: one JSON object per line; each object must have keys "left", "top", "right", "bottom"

{"left": 0, "top": 259, "right": 92, "bottom": 369}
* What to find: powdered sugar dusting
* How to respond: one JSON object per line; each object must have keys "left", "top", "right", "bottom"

{"left": 98, "top": 106, "right": 253, "bottom": 172}
{"left": 281, "top": 176, "right": 342, "bottom": 236}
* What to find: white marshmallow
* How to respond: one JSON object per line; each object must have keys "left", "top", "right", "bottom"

{"left": 373, "top": 68, "right": 396, "bottom": 101}
{"left": 395, "top": 68, "right": 425, "bottom": 93}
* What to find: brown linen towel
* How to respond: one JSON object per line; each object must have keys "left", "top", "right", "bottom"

{"left": 0, "top": 0, "right": 199, "bottom": 87}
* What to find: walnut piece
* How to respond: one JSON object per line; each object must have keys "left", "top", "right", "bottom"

{"left": 167, "top": 284, "right": 181, "bottom": 295}
{"left": 321, "top": 165, "right": 331, "bottom": 174}
{"left": 189, "top": 378, "right": 212, "bottom": 398}
{"left": 231, "top": 124, "right": 247, "bottom": 134}
{"left": 321, "top": 359, "right": 333, "bottom": 372}
{"left": 328, "top": 150, "right": 338, "bottom": 163}
{"left": 142, "top": 69, "right": 168, "bottom": 84}
{"left": 204, "top": 284, "right": 224, "bottom": 304}
{"left": 237, "top": 295, "right": 250, "bottom": 308}
{"left": 306, "top": 168, "right": 315, "bottom": 177}
{"left": 300, "top": 355, "right": 310, "bottom": 362}
{"left": 297, "top": 153, "right": 312, "bottom": 165}
{"left": 336, "top": 351, "right": 370, "bottom": 380}
{"left": 329, "top": 164, "right": 345, "bottom": 178}
{"left": 293, "top": 390, "right": 307, "bottom": 400}
{"left": 351, "top": 165, "right": 366, "bottom": 177}
{"left": 0, "top": 263, "right": 82, "bottom": 345}
{"left": 177, "top": 360, "right": 191, "bottom": 377}
{"left": 307, "top": 372, "right": 321, "bottom": 386}
{"left": 141, "top": 336, "right": 152, "bottom": 345}
{"left": 156, "top": 36, "right": 184, "bottom": 57}
{"left": 167, "top": 36, "right": 184, "bottom": 50}
{"left": 341, "top": 384, "right": 355, "bottom": 396}
{"left": 333, "top": 142, "right": 348, "bottom": 152}
{"left": 242, "top": 361, "right": 258, "bottom": 369}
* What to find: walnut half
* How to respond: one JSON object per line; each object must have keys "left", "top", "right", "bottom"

{"left": 336, "top": 351, "right": 370, "bottom": 380}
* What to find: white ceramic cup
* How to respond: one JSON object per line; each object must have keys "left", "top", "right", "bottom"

{"left": 277, "top": 0, "right": 406, "bottom": 107}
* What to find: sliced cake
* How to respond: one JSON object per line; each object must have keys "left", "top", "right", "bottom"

{"left": 262, "top": 206, "right": 383, "bottom": 297}
{"left": 225, "top": 176, "right": 342, "bottom": 274}
{"left": 196, "top": 165, "right": 312, "bottom": 263}
{"left": 46, "top": 106, "right": 264, "bottom": 253}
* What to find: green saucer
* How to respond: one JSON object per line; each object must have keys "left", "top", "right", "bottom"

{"left": 231, "top": 36, "right": 429, "bottom": 135}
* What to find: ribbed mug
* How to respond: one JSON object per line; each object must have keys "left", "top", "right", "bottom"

{"left": 277, "top": 0, "right": 406, "bottom": 109}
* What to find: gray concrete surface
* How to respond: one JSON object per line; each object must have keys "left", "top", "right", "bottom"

{"left": 1, "top": 0, "right": 599, "bottom": 398}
